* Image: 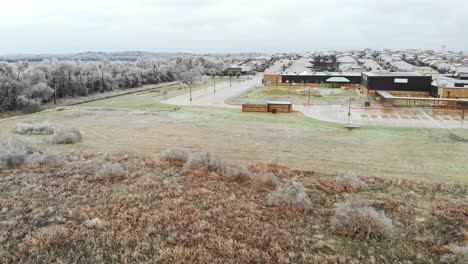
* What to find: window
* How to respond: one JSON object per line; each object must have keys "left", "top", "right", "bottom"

{"left": 395, "top": 78, "right": 408, "bottom": 83}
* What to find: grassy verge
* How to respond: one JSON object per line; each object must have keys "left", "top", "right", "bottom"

{"left": 228, "top": 86, "right": 362, "bottom": 105}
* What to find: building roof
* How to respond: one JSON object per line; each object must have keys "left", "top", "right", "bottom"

{"left": 326, "top": 77, "right": 350, "bottom": 83}
{"left": 267, "top": 101, "right": 292, "bottom": 105}
{"left": 363, "top": 72, "right": 425, "bottom": 77}
{"left": 376, "top": 90, "right": 468, "bottom": 102}
{"left": 282, "top": 72, "right": 362, "bottom": 77}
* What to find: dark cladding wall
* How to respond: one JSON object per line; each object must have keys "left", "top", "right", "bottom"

{"left": 362, "top": 75, "right": 432, "bottom": 92}
{"left": 281, "top": 74, "right": 362, "bottom": 84}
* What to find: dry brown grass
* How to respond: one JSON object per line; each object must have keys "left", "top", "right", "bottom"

{"left": 0, "top": 151, "right": 466, "bottom": 263}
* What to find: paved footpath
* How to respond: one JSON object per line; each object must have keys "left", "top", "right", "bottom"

{"left": 162, "top": 76, "right": 262, "bottom": 108}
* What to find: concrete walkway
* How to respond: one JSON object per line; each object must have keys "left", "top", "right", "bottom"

{"left": 162, "top": 76, "right": 262, "bottom": 108}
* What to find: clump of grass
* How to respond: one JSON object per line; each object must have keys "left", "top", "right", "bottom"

{"left": 335, "top": 174, "right": 367, "bottom": 188}
{"left": 0, "top": 137, "right": 37, "bottom": 168}
{"left": 454, "top": 244, "right": 467, "bottom": 262}
{"left": 251, "top": 172, "right": 279, "bottom": 188}
{"left": 97, "top": 162, "right": 127, "bottom": 179}
{"left": 21, "top": 225, "right": 71, "bottom": 250}
{"left": 26, "top": 150, "right": 62, "bottom": 165}
{"left": 160, "top": 146, "right": 191, "bottom": 163}
{"left": 0, "top": 147, "right": 27, "bottom": 168}
{"left": 225, "top": 164, "right": 252, "bottom": 182}
{"left": 439, "top": 254, "right": 458, "bottom": 264}
{"left": 83, "top": 218, "right": 105, "bottom": 229}
{"left": 330, "top": 197, "right": 393, "bottom": 239}
{"left": 183, "top": 152, "right": 227, "bottom": 174}
{"left": 267, "top": 181, "right": 312, "bottom": 210}
{"left": 2, "top": 136, "right": 38, "bottom": 152}
{"left": 50, "top": 127, "right": 83, "bottom": 144}
{"left": 15, "top": 122, "right": 55, "bottom": 135}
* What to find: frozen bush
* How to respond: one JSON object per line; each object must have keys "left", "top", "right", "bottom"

{"left": 15, "top": 122, "right": 55, "bottom": 135}
{"left": 0, "top": 137, "right": 38, "bottom": 168}
{"left": 50, "top": 127, "right": 83, "bottom": 144}
{"left": 97, "top": 162, "right": 127, "bottom": 178}
{"left": 2, "top": 137, "right": 38, "bottom": 152}
{"left": 454, "top": 244, "right": 467, "bottom": 261}
{"left": 267, "top": 181, "right": 312, "bottom": 210}
{"left": 330, "top": 198, "right": 393, "bottom": 239}
{"left": 160, "top": 146, "right": 191, "bottom": 163}
{"left": 0, "top": 147, "right": 27, "bottom": 167}
{"left": 225, "top": 164, "right": 252, "bottom": 182}
{"left": 26, "top": 150, "right": 61, "bottom": 165}
{"left": 439, "top": 254, "right": 457, "bottom": 264}
{"left": 335, "top": 175, "right": 367, "bottom": 188}
{"left": 16, "top": 96, "right": 41, "bottom": 113}
{"left": 251, "top": 172, "right": 279, "bottom": 187}
{"left": 183, "top": 152, "right": 227, "bottom": 173}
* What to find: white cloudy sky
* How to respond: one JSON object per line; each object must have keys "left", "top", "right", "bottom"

{"left": 0, "top": 0, "right": 467, "bottom": 54}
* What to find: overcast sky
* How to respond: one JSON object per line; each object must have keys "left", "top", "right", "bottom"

{"left": 1, "top": 0, "right": 467, "bottom": 54}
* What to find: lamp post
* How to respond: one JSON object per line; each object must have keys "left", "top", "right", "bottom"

{"left": 213, "top": 74, "right": 216, "bottom": 93}
{"left": 347, "top": 96, "right": 354, "bottom": 126}
{"left": 189, "top": 84, "right": 192, "bottom": 103}
{"left": 53, "top": 78, "right": 57, "bottom": 104}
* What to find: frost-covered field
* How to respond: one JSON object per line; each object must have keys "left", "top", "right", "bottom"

{"left": 1, "top": 97, "right": 468, "bottom": 184}
{"left": 0, "top": 149, "right": 466, "bottom": 263}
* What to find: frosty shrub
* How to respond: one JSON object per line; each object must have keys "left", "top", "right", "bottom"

{"left": 251, "top": 172, "right": 279, "bottom": 187}
{"left": 335, "top": 174, "right": 367, "bottom": 188}
{"left": 15, "top": 122, "right": 55, "bottom": 135}
{"left": 225, "top": 164, "right": 252, "bottom": 182}
{"left": 26, "top": 150, "right": 61, "bottom": 165}
{"left": 454, "top": 244, "right": 468, "bottom": 261}
{"left": 0, "top": 137, "right": 38, "bottom": 167}
{"left": 97, "top": 162, "right": 127, "bottom": 178}
{"left": 160, "top": 146, "right": 191, "bottom": 163}
{"left": 16, "top": 96, "right": 41, "bottom": 113}
{"left": 183, "top": 152, "right": 227, "bottom": 173}
{"left": 3, "top": 137, "right": 38, "bottom": 152}
{"left": 330, "top": 198, "right": 393, "bottom": 239}
{"left": 0, "top": 147, "right": 27, "bottom": 168}
{"left": 439, "top": 254, "right": 457, "bottom": 264}
{"left": 267, "top": 181, "right": 312, "bottom": 210}
{"left": 50, "top": 127, "right": 83, "bottom": 144}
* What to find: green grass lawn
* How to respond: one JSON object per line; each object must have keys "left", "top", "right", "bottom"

{"left": 229, "top": 86, "right": 362, "bottom": 104}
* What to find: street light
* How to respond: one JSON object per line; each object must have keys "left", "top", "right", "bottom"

{"left": 347, "top": 96, "right": 354, "bottom": 126}
{"left": 189, "top": 84, "right": 192, "bottom": 103}
{"left": 213, "top": 74, "right": 216, "bottom": 93}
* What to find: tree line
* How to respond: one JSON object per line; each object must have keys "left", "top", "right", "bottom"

{"left": 0, "top": 56, "right": 225, "bottom": 112}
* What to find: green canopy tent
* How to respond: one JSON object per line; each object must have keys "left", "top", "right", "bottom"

{"left": 326, "top": 77, "right": 350, "bottom": 83}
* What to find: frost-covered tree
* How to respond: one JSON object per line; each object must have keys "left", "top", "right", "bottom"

{"left": 0, "top": 55, "right": 226, "bottom": 112}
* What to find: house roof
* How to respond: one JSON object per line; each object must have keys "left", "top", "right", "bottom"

{"left": 326, "top": 77, "right": 350, "bottom": 83}
{"left": 363, "top": 72, "right": 424, "bottom": 77}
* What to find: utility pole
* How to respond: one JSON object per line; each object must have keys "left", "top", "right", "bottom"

{"left": 213, "top": 75, "right": 216, "bottom": 93}
{"left": 308, "top": 86, "right": 311, "bottom": 105}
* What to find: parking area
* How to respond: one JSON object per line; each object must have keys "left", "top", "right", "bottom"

{"left": 297, "top": 105, "right": 467, "bottom": 129}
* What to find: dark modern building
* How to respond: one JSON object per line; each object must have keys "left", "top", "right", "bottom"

{"left": 281, "top": 72, "right": 362, "bottom": 84}
{"left": 361, "top": 72, "right": 433, "bottom": 96}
